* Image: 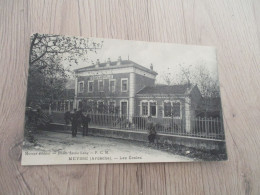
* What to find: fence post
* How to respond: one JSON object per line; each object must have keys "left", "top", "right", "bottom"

{"left": 198, "top": 116, "right": 200, "bottom": 135}
{"left": 217, "top": 117, "right": 219, "bottom": 138}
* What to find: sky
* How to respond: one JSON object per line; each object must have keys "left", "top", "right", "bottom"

{"left": 66, "top": 37, "right": 219, "bottom": 84}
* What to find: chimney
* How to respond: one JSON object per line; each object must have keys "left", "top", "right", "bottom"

{"left": 150, "top": 63, "right": 153, "bottom": 70}
{"left": 117, "top": 56, "right": 122, "bottom": 65}
{"left": 106, "top": 58, "right": 111, "bottom": 67}
{"left": 96, "top": 59, "right": 100, "bottom": 67}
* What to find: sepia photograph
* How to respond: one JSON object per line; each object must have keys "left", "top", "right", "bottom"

{"left": 22, "top": 34, "right": 227, "bottom": 165}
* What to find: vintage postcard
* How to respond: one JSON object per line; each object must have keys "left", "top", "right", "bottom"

{"left": 22, "top": 34, "right": 227, "bottom": 165}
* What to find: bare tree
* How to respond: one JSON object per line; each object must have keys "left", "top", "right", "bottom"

{"left": 161, "top": 64, "right": 193, "bottom": 86}
{"left": 192, "top": 64, "right": 219, "bottom": 98}
{"left": 192, "top": 65, "right": 220, "bottom": 117}
{"left": 161, "top": 63, "right": 219, "bottom": 98}
{"left": 29, "top": 33, "right": 103, "bottom": 67}
{"left": 161, "top": 63, "right": 221, "bottom": 117}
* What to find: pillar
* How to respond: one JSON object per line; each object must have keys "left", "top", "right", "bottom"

{"left": 185, "top": 97, "right": 191, "bottom": 133}
{"left": 73, "top": 76, "right": 78, "bottom": 109}
{"left": 48, "top": 103, "right": 52, "bottom": 115}
{"left": 129, "top": 72, "right": 136, "bottom": 122}
{"left": 68, "top": 100, "right": 70, "bottom": 111}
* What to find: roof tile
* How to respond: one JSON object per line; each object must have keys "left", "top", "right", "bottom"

{"left": 137, "top": 84, "right": 190, "bottom": 95}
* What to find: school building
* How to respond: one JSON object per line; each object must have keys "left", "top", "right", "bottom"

{"left": 73, "top": 57, "right": 202, "bottom": 132}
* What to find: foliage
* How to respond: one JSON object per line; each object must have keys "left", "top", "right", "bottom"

{"left": 27, "top": 56, "right": 68, "bottom": 106}
{"left": 29, "top": 33, "right": 103, "bottom": 66}
{"left": 161, "top": 63, "right": 221, "bottom": 117}
{"left": 24, "top": 107, "right": 51, "bottom": 143}
{"left": 24, "top": 122, "right": 37, "bottom": 144}
{"left": 162, "top": 63, "right": 220, "bottom": 98}
{"left": 192, "top": 64, "right": 220, "bottom": 98}
{"left": 27, "top": 33, "right": 103, "bottom": 106}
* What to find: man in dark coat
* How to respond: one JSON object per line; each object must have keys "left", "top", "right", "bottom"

{"left": 82, "top": 114, "right": 91, "bottom": 136}
{"left": 71, "top": 109, "right": 81, "bottom": 137}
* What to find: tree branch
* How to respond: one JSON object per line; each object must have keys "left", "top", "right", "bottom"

{"left": 29, "top": 33, "right": 38, "bottom": 65}
{"left": 30, "top": 49, "right": 48, "bottom": 65}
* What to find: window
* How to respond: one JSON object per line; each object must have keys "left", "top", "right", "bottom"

{"left": 120, "top": 101, "right": 128, "bottom": 116}
{"left": 88, "top": 81, "right": 93, "bottom": 92}
{"left": 172, "top": 102, "right": 181, "bottom": 117}
{"left": 65, "top": 101, "right": 69, "bottom": 111}
{"left": 150, "top": 102, "right": 157, "bottom": 117}
{"left": 140, "top": 101, "right": 157, "bottom": 117}
{"left": 97, "top": 101, "right": 104, "bottom": 113}
{"left": 141, "top": 102, "right": 148, "bottom": 116}
{"left": 108, "top": 101, "right": 116, "bottom": 113}
{"left": 79, "top": 81, "right": 84, "bottom": 93}
{"left": 78, "top": 100, "right": 82, "bottom": 110}
{"left": 70, "top": 101, "right": 73, "bottom": 111}
{"left": 163, "top": 101, "right": 181, "bottom": 118}
{"left": 121, "top": 78, "right": 128, "bottom": 92}
{"left": 98, "top": 80, "right": 104, "bottom": 92}
{"left": 109, "top": 80, "right": 115, "bottom": 92}
{"left": 57, "top": 101, "right": 61, "bottom": 111}
{"left": 164, "top": 102, "right": 172, "bottom": 117}
{"left": 87, "top": 100, "right": 94, "bottom": 112}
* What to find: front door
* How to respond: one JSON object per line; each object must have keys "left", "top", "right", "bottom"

{"left": 121, "top": 102, "right": 127, "bottom": 116}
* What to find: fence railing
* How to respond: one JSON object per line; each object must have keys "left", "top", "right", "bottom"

{"left": 85, "top": 113, "right": 225, "bottom": 140}
{"left": 192, "top": 117, "right": 224, "bottom": 140}
{"left": 45, "top": 110, "right": 225, "bottom": 140}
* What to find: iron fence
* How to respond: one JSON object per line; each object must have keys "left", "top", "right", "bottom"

{"left": 45, "top": 110, "right": 225, "bottom": 140}
{"left": 85, "top": 113, "right": 225, "bottom": 140}
{"left": 192, "top": 117, "right": 224, "bottom": 139}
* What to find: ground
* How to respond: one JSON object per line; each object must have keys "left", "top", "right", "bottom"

{"left": 22, "top": 130, "right": 194, "bottom": 165}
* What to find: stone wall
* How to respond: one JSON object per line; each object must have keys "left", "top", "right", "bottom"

{"left": 46, "top": 123, "right": 226, "bottom": 152}
{"left": 87, "top": 127, "right": 226, "bottom": 152}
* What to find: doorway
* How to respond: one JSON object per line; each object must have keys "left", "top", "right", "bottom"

{"left": 121, "top": 101, "right": 128, "bottom": 116}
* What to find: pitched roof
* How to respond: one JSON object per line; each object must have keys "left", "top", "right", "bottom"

{"left": 74, "top": 60, "right": 157, "bottom": 75}
{"left": 137, "top": 84, "right": 191, "bottom": 95}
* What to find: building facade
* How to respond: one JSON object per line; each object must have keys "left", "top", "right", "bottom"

{"left": 73, "top": 57, "right": 202, "bottom": 132}
{"left": 48, "top": 79, "right": 75, "bottom": 113}
{"left": 136, "top": 84, "right": 202, "bottom": 132}
{"left": 74, "top": 57, "right": 157, "bottom": 118}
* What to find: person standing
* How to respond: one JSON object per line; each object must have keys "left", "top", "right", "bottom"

{"left": 82, "top": 114, "right": 91, "bottom": 136}
{"left": 147, "top": 116, "right": 156, "bottom": 144}
{"left": 71, "top": 109, "right": 79, "bottom": 137}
